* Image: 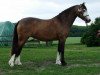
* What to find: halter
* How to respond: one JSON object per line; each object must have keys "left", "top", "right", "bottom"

{"left": 84, "top": 15, "right": 89, "bottom": 17}
{"left": 85, "top": 22, "right": 88, "bottom": 26}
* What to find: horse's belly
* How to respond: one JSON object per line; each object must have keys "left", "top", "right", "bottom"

{"left": 32, "top": 31, "right": 57, "bottom": 41}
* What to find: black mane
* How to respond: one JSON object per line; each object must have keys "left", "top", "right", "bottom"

{"left": 55, "top": 5, "right": 78, "bottom": 23}
{"left": 58, "top": 5, "right": 77, "bottom": 16}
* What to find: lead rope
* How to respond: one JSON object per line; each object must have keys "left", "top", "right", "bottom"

{"left": 85, "top": 22, "right": 88, "bottom": 27}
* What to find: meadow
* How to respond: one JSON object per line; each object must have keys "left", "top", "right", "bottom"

{"left": 0, "top": 37, "right": 100, "bottom": 75}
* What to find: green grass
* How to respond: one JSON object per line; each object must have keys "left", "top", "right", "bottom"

{"left": 66, "top": 37, "right": 81, "bottom": 44}
{"left": 0, "top": 37, "right": 100, "bottom": 75}
{"left": 51, "top": 37, "right": 81, "bottom": 45}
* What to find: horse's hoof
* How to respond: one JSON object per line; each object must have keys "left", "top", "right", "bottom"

{"left": 55, "top": 60, "right": 61, "bottom": 65}
{"left": 15, "top": 61, "right": 22, "bottom": 65}
{"left": 17, "top": 62, "right": 22, "bottom": 65}
{"left": 15, "top": 56, "right": 22, "bottom": 66}
{"left": 8, "top": 61, "right": 14, "bottom": 67}
{"left": 8, "top": 54, "right": 15, "bottom": 67}
{"left": 61, "top": 62, "right": 67, "bottom": 66}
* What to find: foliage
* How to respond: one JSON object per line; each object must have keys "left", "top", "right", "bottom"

{"left": 81, "top": 17, "right": 100, "bottom": 47}
{"left": 66, "top": 37, "right": 81, "bottom": 44}
{"left": 69, "top": 25, "right": 87, "bottom": 37}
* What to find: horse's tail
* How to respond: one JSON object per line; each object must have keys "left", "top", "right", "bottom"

{"left": 11, "top": 22, "right": 19, "bottom": 56}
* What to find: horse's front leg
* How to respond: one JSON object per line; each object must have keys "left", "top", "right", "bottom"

{"left": 56, "top": 38, "right": 66, "bottom": 66}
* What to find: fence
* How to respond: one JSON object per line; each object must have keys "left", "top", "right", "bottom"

{"left": 0, "top": 36, "right": 40, "bottom": 47}
{"left": 0, "top": 36, "right": 53, "bottom": 47}
{"left": 0, "top": 36, "right": 13, "bottom": 46}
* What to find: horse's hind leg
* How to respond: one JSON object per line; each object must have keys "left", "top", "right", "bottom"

{"left": 15, "top": 36, "right": 29, "bottom": 65}
{"left": 9, "top": 35, "right": 28, "bottom": 67}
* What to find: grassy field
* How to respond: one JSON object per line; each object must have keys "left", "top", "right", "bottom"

{"left": 0, "top": 37, "right": 100, "bottom": 75}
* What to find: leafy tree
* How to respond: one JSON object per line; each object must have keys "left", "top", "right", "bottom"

{"left": 69, "top": 25, "right": 87, "bottom": 37}
{"left": 81, "top": 17, "right": 100, "bottom": 47}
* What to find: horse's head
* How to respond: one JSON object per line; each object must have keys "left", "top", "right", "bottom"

{"left": 76, "top": 3, "right": 91, "bottom": 23}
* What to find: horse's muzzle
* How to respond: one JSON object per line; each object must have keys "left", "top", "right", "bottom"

{"left": 85, "top": 19, "right": 91, "bottom": 23}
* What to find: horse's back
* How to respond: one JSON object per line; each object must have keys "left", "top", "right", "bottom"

{"left": 17, "top": 17, "right": 58, "bottom": 41}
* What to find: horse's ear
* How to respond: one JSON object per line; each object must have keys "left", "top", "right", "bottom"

{"left": 80, "top": 2, "right": 85, "bottom": 7}
{"left": 82, "top": 2, "right": 85, "bottom": 5}
{"left": 78, "top": 2, "right": 86, "bottom": 12}
{"left": 82, "top": 2, "right": 86, "bottom": 6}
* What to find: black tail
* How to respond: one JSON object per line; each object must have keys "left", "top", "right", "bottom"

{"left": 11, "top": 22, "right": 19, "bottom": 56}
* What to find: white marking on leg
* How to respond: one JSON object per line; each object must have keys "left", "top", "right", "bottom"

{"left": 15, "top": 55, "right": 22, "bottom": 65}
{"left": 8, "top": 54, "right": 15, "bottom": 67}
{"left": 56, "top": 52, "right": 61, "bottom": 65}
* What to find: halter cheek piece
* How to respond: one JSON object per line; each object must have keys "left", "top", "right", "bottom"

{"left": 84, "top": 14, "right": 89, "bottom": 17}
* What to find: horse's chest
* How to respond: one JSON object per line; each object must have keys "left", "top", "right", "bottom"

{"left": 57, "top": 28, "right": 69, "bottom": 39}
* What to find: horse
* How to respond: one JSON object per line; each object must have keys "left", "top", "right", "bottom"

{"left": 8, "top": 3, "right": 91, "bottom": 67}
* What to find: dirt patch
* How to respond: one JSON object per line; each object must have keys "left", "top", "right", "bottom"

{"left": 21, "top": 60, "right": 54, "bottom": 70}
{"left": 0, "top": 69, "right": 4, "bottom": 75}
{"left": 67, "top": 63, "right": 100, "bottom": 69}
{"left": 24, "top": 60, "right": 54, "bottom": 67}
{"left": 35, "top": 60, "right": 54, "bottom": 67}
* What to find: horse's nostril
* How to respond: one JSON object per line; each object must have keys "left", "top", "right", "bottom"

{"left": 88, "top": 19, "right": 91, "bottom": 22}
{"left": 86, "top": 19, "right": 91, "bottom": 23}
{"left": 89, "top": 19, "right": 91, "bottom": 22}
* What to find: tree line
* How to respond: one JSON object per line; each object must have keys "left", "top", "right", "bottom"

{"left": 69, "top": 25, "right": 87, "bottom": 37}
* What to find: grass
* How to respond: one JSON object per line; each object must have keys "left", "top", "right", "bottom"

{"left": 0, "top": 37, "right": 100, "bottom": 75}
{"left": 66, "top": 37, "right": 81, "bottom": 44}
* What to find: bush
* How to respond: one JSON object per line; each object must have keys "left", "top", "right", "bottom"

{"left": 81, "top": 17, "right": 100, "bottom": 47}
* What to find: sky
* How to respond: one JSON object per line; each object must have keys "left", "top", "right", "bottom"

{"left": 0, "top": 0, "right": 99, "bottom": 26}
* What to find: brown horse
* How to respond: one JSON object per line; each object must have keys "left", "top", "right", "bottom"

{"left": 9, "top": 3, "right": 91, "bottom": 67}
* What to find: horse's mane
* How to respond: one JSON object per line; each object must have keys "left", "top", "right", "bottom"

{"left": 55, "top": 5, "right": 78, "bottom": 19}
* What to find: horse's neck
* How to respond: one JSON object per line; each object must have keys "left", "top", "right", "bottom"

{"left": 55, "top": 7, "right": 77, "bottom": 27}
{"left": 66, "top": 14, "right": 77, "bottom": 27}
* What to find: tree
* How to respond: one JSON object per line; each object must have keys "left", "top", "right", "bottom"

{"left": 81, "top": 17, "right": 100, "bottom": 47}
{"left": 69, "top": 25, "right": 87, "bottom": 37}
